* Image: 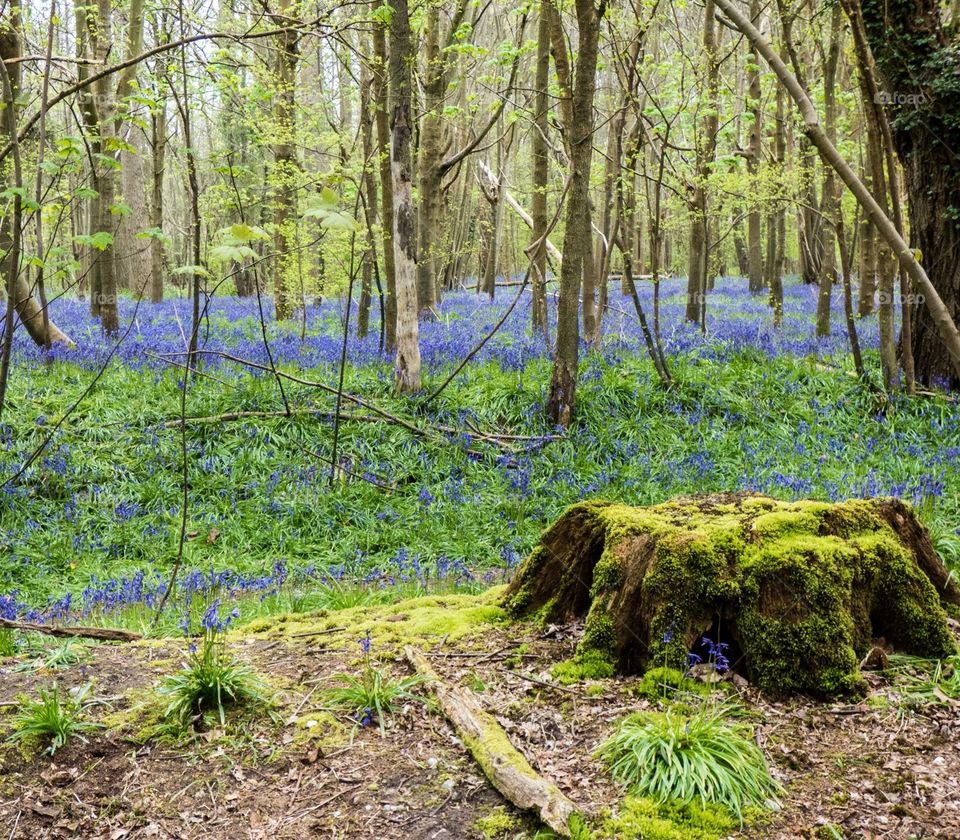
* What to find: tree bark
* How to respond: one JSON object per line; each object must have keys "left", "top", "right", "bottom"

{"left": 271, "top": 1, "right": 299, "bottom": 321}
{"left": 746, "top": 0, "right": 764, "bottom": 294}
{"left": 815, "top": 6, "right": 841, "bottom": 337}
{"left": 0, "top": 2, "right": 71, "bottom": 349}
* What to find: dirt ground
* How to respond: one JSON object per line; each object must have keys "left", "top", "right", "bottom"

{"left": 1, "top": 618, "right": 959, "bottom": 840}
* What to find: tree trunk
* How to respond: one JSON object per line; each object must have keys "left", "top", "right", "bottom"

{"left": 685, "top": 0, "right": 719, "bottom": 324}
{"left": 503, "top": 495, "right": 959, "bottom": 698}
{"left": 545, "top": 0, "right": 604, "bottom": 427}
{"left": 415, "top": 5, "right": 443, "bottom": 316}
{"left": 149, "top": 97, "right": 166, "bottom": 304}
{"left": 0, "top": 3, "right": 71, "bottom": 348}
{"left": 358, "top": 46, "right": 377, "bottom": 340}
{"left": 271, "top": 4, "right": 299, "bottom": 321}
{"left": 389, "top": 0, "right": 422, "bottom": 393}
{"left": 816, "top": 6, "right": 841, "bottom": 337}
{"left": 530, "top": 0, "right": 551, "bottom": 333}
{"left": 746, "top": 0, "right": 764, "bottom": 294}
{"left": 372, "top": 10, "right": 397, "bottom": 351}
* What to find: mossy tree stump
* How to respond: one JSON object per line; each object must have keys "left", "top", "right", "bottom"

{"left": 503, "top": 495, "right": 960, "bottom": 697}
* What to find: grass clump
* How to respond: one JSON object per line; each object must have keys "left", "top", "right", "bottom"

{"left": 157, "top": 601, "right": 271, "bottom": 730}
{"left": 597, "top": 705, "right": 781, "bottom": 821}
{"left": 13, "top": 639, "right": 89, "bottom": 672}
{"left": 322, "top": 630, "right": 424, "bottom": 736}
{"left": 6, "top": 681, "right": 101, "bottom": 755}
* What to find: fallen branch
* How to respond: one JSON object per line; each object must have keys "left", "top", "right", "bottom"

{"left": 0, "top": 617, "right": 142, "bottom": 642}
{"left": 404, "top": 645, "right": 583, "bottom": 837}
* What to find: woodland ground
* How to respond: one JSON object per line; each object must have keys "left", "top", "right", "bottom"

{"left": 1, "top": 277, "right": 959, "bottom": 838}
{"left": 1, "top": 595, "right": 959, "bottom": 839}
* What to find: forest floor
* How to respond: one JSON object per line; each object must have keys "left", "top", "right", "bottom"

{"left": 2, "top": 592, "right": 959, "bottom": 839}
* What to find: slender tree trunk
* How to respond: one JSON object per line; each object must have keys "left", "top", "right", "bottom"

{"left": 416, "top": 6, "right": 443, "bottom": 315}
{"left": 816, "top": 6, "right": 841, "bottom": 337}
{"left": 358, "top": 47, "right": 378, "bottom": 339}
{"left": 768, "top": 77, "right": 786, "bottom": 326}
{"left": 372, "top": 11, "right": 397, "bottom": 351}
{"left": 546, "top": 0, "right": 605, "bottom": 426}
{"left": 271, "top": 3, "right": 299, "bottom": 321}
{"left": 686, "top": 0, "right": 719, "bottom": 324}
{"left": 389, "top": 0, "right": 422, "bottom": 393}
{"left": 746, "top": 0, "right": 764, "bottom": 294}
{"left": 530, "top": 0, "right": 551, "bottom": 332}
{"left": 149, "top": 97, "right": 166, "bottom": 303}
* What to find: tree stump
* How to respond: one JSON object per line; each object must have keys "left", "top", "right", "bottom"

{"left": 502, "top": 494, "right": 960, "bottom": 697}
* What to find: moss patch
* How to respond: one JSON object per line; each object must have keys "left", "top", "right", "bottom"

{"left": 551, "top": 650, "right": 616, "bottom": 684}
{"left": 598, "top": 796, "right": 738, "bottom": 840}
{"left": 634, "top": 667, "right": 709, "bottom": 701}
{"left": 242, "top": 587, "right": 509, "bottom": 654}
{"left": 472, "top": 807, "right": 519, "bottom": 838}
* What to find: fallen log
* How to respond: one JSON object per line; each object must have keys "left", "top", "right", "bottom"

{"left": 0, "top": 618, "right": 142, "bottom": 642}
{"left": 404, "top": 645, "right": 583, "bottom": 837}
{"left": 503, "top": 494, "right": 959, "bottom": 697}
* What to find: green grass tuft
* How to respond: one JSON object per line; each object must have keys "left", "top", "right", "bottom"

{"left": 157, "top": 632, "right": 272, "bottom": 730}
{"left": 596, "top": 705, "right": 781, "bottom": 821}
{"left": 6, "top": 681, "right": 101, "bottom": 755}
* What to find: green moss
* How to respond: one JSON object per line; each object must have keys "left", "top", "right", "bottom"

{"left": 634, "top": 667, "right": 709, "bottom": 701}
{"left": 552, "top": 650, "right": 615, "bottom": 684}
{"left": 598, "top": 795, "right": 737, "bottom": 840}
{"left": 472, "top": 807, "right": 518, "bottom": 839}
{"left": 242, "top": 588, "right": 509, "bottom": 654}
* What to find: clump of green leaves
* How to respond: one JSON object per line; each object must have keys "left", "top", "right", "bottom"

{"left": 7, "top": 681, "right": 101, "bottom": 755}
{"left": 157, "top": 602, "right": 271, "bottom": 730}
{"left": 888, "top": 653, "right": 960, "bottom": 705}
{"left": 0, "top": 629, "right": 15, "bottom": 658}
{"left": 13, "top": 639, "right": 89, "bottom": 672}
{"left": 322, "top": 630, "right": 424, "bottom": 736}
{"left": 596, "top": 705, "right": 781, "bottom": 821}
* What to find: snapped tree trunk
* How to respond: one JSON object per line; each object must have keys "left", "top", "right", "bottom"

{"left": 503, "top": 495, "right": 959, "bottom": 697}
